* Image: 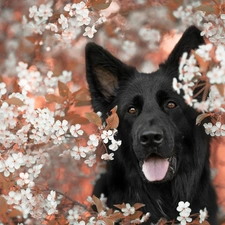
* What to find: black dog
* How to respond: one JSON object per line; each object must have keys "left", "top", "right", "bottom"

{"left": 85, "top": 26, "right": 218, "bottom": 224}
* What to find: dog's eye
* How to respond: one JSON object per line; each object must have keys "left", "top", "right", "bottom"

{"left": 166, "top": 101, "right": 177, "bottom": 109}
{"left": 128, "top": 107, "right": 137, "bottom": 114}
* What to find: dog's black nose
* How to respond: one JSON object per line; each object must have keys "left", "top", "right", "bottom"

{"left": 140, "top": 130, "right": 163, "bottom": 146}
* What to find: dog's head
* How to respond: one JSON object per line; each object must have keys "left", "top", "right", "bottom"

{"left": 85, "top": 26, "right": 207, "bottom": 183}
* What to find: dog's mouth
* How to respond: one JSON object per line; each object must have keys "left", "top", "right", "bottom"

{"left": 140, "top": 153, "right": 177, "bottom": 182}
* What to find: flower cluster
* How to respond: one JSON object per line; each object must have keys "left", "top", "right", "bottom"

{"left": 173, "top": 43, "right": 225, "bottom": 136}
{"left": 0, "top": 91, "right": 34, "bottom": 148}
{"left": 16, "top": 62, "right": 72, "bottom": 95}
{"left": 0, "top": 0, "right": 225, "bottom": 224}
{"left": 101, "top": 129, "right": 122, "bottom": 152}
{"left": 3, "top": 189, "right": 58, "bottom": 219}
{"left": 176, "top": 201, "right": 208, "bottom": 225}
{"left": 0, "top": 153, "right": 25, "bottom": 177}
{"left": 138, "top": 27, "right": 161, "bottom": 50}
{"left": 174, "top": 0, "right": 225, "bottom": 46}
{"left": 173, "top": 2, "right": 204, "bottom": 28}
{"left": 23, "top": 0, "right": 107, "bottom": 51}
{"left": 203, "top": 122, "right": 225, "bottom": 136}
{"left": 60, "top": 127, "right": 121, "bottom": 168}
{"left": 85, "top": 196, "right": 150, "bottom": 225}
{"left": 29, "top": 4, "right": 53, "bottom": 23}
{"left": 176, "top": 201, "right": 192, "bottom": 225}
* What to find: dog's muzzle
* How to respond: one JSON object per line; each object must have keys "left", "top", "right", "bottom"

{"left": 137, "top": 127, "right": 177, "bottom": 182}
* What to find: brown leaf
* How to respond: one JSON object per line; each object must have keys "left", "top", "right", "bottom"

{"left": 75, "top": 101, "right": 91, "bottom": 106}
{"left": 45, "top": 94, "right": 65, "bottom": 104}
{"left": 201, "top": 220, "right": 210, "bottom": 225}
{"left": 72, "top": 88, "right": 91, "bottom": 106}
{"left": 102, "top": 218, "right": 115, "bottom": 225}
{"left": 92, "top": 195, "right": 103, "bottom": 213}
{"left": 5, "top": 97, "right": 24, "bottom": 106}
{"left": 215, "top": 83, "right": 225, "bottom": 96}
{"left": 195, "top": 4, "right": 215, "bottom": 15}
{"left": 88, "top": 0, "right": 112, "bottom": 10}
{"left": 48, "top": 12, "right": 61, "bottom": 23}
{"left": 166, "top": 0, "right": 184, "bottom": 11}
{"left": 196, "top": 113, "right": 211, "bottom": 125}
{"left": 0, "top": 173, "right": 14, "bottom": 191}
{"left": 192, "top": 51, "right": 209, "bottom": 74}
{"left": 214, "top": 3, "right": 221, "bottom": 17}
{"left": 57, "top": 215, "right": 69, "bottom": 225}
{"left": 8, "top": 209, "right": 23, "bottom": 218}
{"left": 191, "top": 217, "right": 210, "bottom": 225}
{"left": 85, "top": 112, "right": 102, "bottom": 127}
{"left": 47, "top": 220, "right": 57, "bottom": 225}
{"left": 0, "top": 173, "right": 6, "bottom": 183}
{"left": 0, "top": 196, "right": 7, "bottom": 214}
{"left": 114, "top": 203, "right": 126, "bottom": 210}
{"left": 107, "top": 211, "right": 124, "bottom": 219}
{"left": 72, "top": 87, "right": 91, "bottom": 102}
{"left": 58, "top": 81, "right": 71, "bottom": 97}
{"left": 26, "top": 35, "right": 37, "bottom": 43}
{"left": 133, "top": 203, "right": 145, "bottom": 210}
{"left": 105, "top": 106, "right": 119, "bottom": 130}
{"left": 66, "top": 113, "right": 90, "bottom": 125}
{"left": 105, "top": 23, "right": 117, "bottom": 37}
{"left": 130, "top": 210, "right": 143, "bottom": 220}
{"left": 157, "top": 218, "right": 167, "bottom": 225}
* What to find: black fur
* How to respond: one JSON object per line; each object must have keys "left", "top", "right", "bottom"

{"left": 85, "top": 26, "right": 218, "bottom": 224}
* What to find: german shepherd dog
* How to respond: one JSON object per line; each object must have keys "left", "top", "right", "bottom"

{"left": 85, "top": 26, "right": 218, "bottom": 224}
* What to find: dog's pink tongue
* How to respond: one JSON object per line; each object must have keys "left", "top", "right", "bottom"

{"left": 142, "top": 157, "right": 169, "bottom": 182}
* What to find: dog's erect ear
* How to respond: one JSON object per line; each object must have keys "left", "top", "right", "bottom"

{"left": 85, "top": 43, "right": 135, "bottom": 113}
{"left": 164, "top": 26, "right": 205, "bottom": 68}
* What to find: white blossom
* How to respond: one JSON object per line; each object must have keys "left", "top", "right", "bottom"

{"left": 121, "top": 203, "right": 135, "bottom": 216}
{"left": 0, "top": 82, "right": 7, "bottom": 97}
{"left": 83, "top": 26, "right": 97, "bottom": 38}
{"left": 176, "top": 201, "right": 192, "bottom": 225}
{"left": 199, "top": 207, "right": 208, "bottom": 223}
{"left": 84, "top": 154, "right": 96, "bottom": 167}
{"left": 101, "top": 153, "right": 114, "bottom": 161}
{"left": 58, "top": 14, "right": 68, "bottom": 29}
{"left": 70, "top": 124, "right": 84, "bottom": 137}
{"left": 45, "top": 190, "right": 58, "bottom": 215}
